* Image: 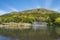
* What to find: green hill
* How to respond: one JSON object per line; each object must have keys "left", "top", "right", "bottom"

{"left": 0, "top": 8, "right": 60, "bottom": 23}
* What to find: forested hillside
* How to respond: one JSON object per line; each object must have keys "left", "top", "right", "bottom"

{"left": 0, "top": 8, "right": 60, "bottom": 24}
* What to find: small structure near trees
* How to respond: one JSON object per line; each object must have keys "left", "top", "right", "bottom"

{"left": 32, "top": 21, "right": 48, "bottom": 30}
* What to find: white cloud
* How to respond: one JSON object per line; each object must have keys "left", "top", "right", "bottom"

{"left": 2, "top": 4, "right": 19, "bottom": 12}
{"left": 36, "top": 5, "right": 41, "bottom": 8}
{"left": 0, "top": 10, "right": 8, "bottom": 15}
{"left": 51, "top": 7, "right": 60, "bottom": 12}
{"left": 45, "top": 0, "right": 53, "bottom": 8}
{"left": 7, "top": 6, "right": 18, "bottom": 12}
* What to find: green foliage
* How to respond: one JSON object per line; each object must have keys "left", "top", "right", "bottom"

{"left": 0, "top": 8, "right": 60, "bottom": 24}
{"left": 55, "top": 17, "right": 60, "bottom": 24}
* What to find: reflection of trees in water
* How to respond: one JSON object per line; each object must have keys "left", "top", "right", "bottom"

{"left": 50, "top": 23, "right": 60, "bottom": 38}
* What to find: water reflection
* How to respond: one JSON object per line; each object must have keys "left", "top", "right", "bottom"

{"left": 0, "top": 35, "right": 20, "bottom": 40}
{"left": 56, "top": 37, "right": 60, "bottom": 40}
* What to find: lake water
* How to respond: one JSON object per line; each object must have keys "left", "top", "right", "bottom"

{"left": 0, "top": 35, "right": 20, "bottom": 40}
{"left": 56, "top": 37, "right": 60, "bottom": 40}
{"left": 0, "top": 35, "right": 60, "bottom": 40}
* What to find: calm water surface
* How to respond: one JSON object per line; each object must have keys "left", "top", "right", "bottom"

{"left": 0, "top": 35, "right": 60, "bottom": 40}
{"left": 0, "top": 35, "right": 20, "bottom": 40}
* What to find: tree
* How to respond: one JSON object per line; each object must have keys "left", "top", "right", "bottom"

{"left": 55, "top": 17, "right": 60, "bottom": 24}
{"left": 0, "top": 17, "right": 2, "bottom": 24}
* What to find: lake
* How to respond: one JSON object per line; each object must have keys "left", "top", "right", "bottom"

{"left": 0, "top": 28, "right": 60, "bottom": 40}
{"left": 0, "top": 35, "right": 20, "bottom": 40}
{"left": 0, "top": 35, "right": 60, "bottom": 40}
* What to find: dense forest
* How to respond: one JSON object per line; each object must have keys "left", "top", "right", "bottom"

{"left": 0, "top": 8, "right": 60, "bottom": 25}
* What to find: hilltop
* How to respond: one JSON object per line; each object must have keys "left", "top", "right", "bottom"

{"left": 0, "top": 8, "right": 60, "bottom": 23}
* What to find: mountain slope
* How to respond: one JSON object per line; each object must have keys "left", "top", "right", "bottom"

{"left": 0, "top": 8, "right": 60, "bottom": 23}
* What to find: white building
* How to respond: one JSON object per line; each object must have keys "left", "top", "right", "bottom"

{"left": 32, "top": 22, "right": 48, "bottom": 30}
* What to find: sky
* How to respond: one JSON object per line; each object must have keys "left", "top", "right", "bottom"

{"left": 0, "top": 0, "right": 60, "bottom": 15}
